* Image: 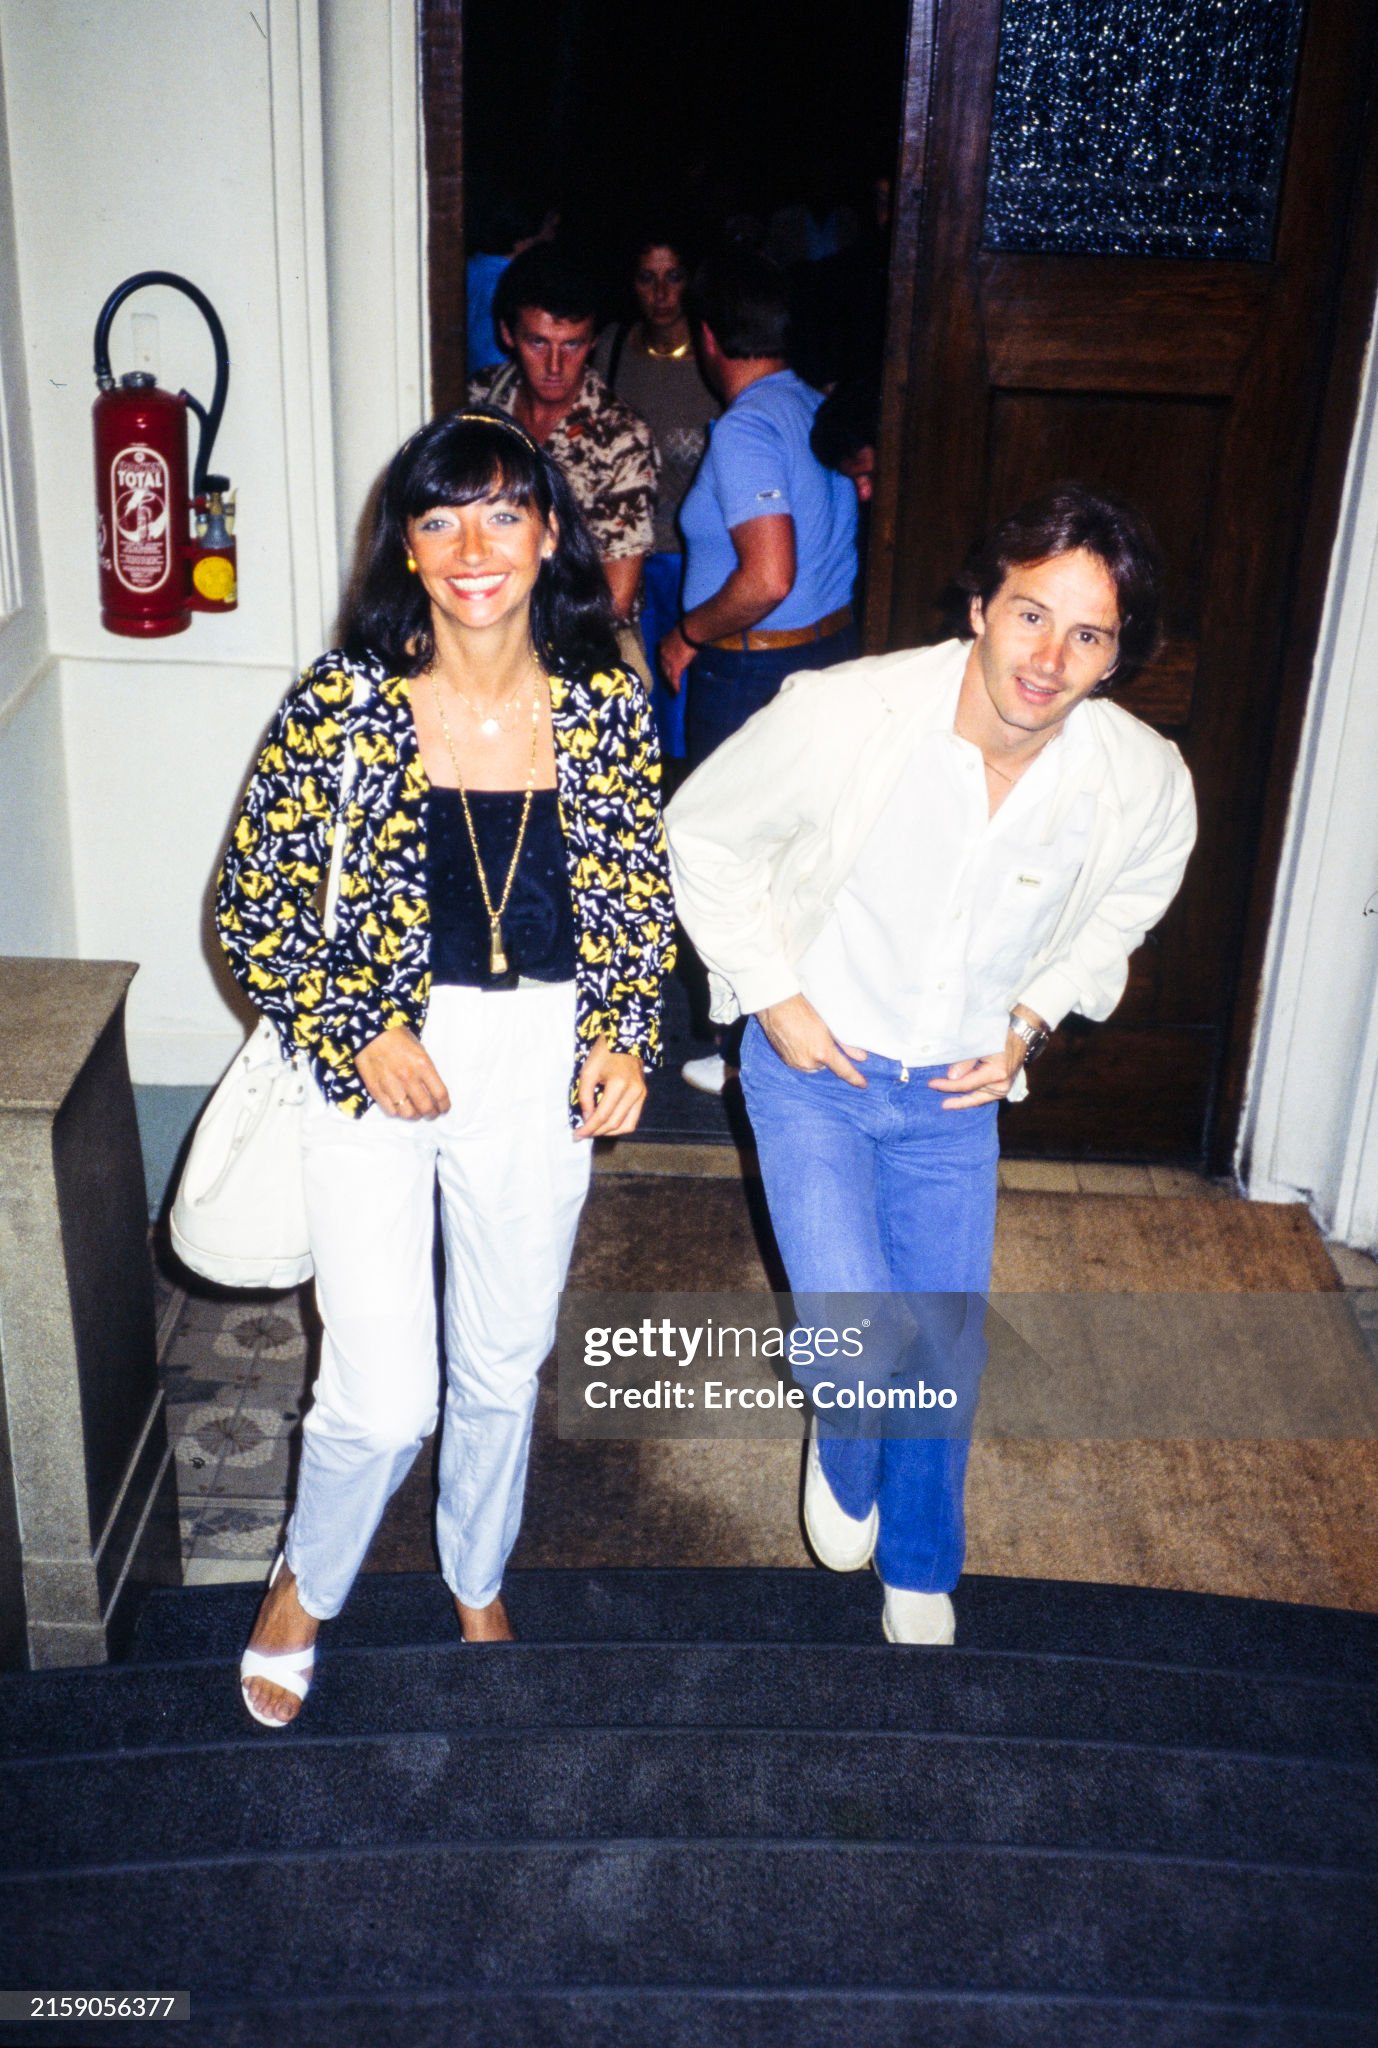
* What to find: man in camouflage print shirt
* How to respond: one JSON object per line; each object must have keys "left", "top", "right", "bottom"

{"left": 468, "top": 244, "right": 659, "bottom": 625}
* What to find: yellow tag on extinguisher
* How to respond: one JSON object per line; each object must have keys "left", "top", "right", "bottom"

{"left": 192, "top": 553, "right": 236, "bottom": 603}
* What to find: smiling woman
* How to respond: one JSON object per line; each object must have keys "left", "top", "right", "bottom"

{"left": 214, "top": 407, "right": 675, "bottom": 1727}
{"left": 408, "top": 494, "right": 552, "bottom": 652}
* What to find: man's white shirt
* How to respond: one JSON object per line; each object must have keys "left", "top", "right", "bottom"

{"left": 796, "top": 668, "right": 1096, "bottom": 1066}
{"left": 664, "top": 638, "right": 1197, "bottom": 1099}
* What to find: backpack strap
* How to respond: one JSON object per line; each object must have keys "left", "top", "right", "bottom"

{"left": 606, "top": 321, "right": 631, "bottom": 395}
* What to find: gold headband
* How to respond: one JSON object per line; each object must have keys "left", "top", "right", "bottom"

{"left": 452, "top": 408, "right": 543, "bottom": 458}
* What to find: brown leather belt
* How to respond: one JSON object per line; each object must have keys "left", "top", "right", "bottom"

{"left": 707, "top": 604, "right": 853, "bottom": 653}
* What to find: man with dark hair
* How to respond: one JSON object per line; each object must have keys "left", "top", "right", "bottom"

{"left": 665, "top": 484, "right": 1196, "bottom": 1644}
{"left": 659, "top": 247, "right": 859, "bottom": 1093}
{"left": 469, "top": 244, "right": 658, "bottom": 624}
{"left": 810, "top": 380, "right": 879, "bottom": 506}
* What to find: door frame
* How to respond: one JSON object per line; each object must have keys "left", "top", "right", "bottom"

{"left": 866, "top": 0, "right": 1378, "bottom": 1170}
{"left": 418, "top": 0, "right": 1378, "bottom": 1169}
{"left": 421, "top": 0, "right": 466, "bottom": 412}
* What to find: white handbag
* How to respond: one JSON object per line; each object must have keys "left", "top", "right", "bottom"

{"left": 170, "top": 673, "right": 368, "bottom": 1289}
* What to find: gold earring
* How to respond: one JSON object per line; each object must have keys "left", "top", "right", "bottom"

{"left": 406, "top": 554, "right": 417, "bottom": 573}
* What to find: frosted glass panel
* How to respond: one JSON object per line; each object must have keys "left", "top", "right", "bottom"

{"left": 983, "top": 0, "right": 1305, "bottom": 259}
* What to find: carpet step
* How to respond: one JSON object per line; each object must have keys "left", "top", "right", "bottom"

{"left": 3, "top": 1642, "right": 1372, "bottom": 1765}
{"left": 9, "top": 1989, "right": 1378, "bottom": 2048}
{"left": 5, "top": 1638, "right": 1367, "bottom": 1769}
{"left": 2, "top": 1844, "right": 1371, "bottom": 2009}
{"left": 8, "top": 1727, "right": 1373, "bottom": 1875}
{"left": 124, "top": 1570, "right": 1378, "bottom": 1681}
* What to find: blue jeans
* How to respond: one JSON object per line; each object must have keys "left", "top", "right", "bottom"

{"left": 685, "top": 622, "right": 860, "bottom": 768}
{"left": 640, "top": 551, "right": 687, "bottom": 759}
{"left": 740, "top": 1019, "right": 998, "bottom": 1591}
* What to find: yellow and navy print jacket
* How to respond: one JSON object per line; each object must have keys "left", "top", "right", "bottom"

{"left": 215, "top": 649, "right": 675, "bottom": 1120}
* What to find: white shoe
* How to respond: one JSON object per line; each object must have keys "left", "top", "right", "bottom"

{"left": 880, "top": 1585, "right": 956, "bottom": 1646}
{"left": 682, "top": 1053, "right": 732, "bottom": 1096}
{"left": 239, "top": 1554, "right": 317, "bottom": 1727}
{"left": 803, "top": 1431, "right": 878, "bottom": 1571}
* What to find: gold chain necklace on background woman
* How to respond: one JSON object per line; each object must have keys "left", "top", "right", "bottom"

{"left": 430, "top": 658, "right": 543, "bottom": 979}
{"left": 642, "top": 328, "right": 691, "bottom": 360}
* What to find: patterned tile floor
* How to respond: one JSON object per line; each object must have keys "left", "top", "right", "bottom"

{"left": 154, "top": 1163, "right": 1378, "bottom": 1586}
{"left": 160, "top": 1283, "right": 317, "bottom": 1585}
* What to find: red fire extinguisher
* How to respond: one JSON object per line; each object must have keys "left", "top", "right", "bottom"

{"left": 92, "top": 271, "right": 236, "bottom": 637}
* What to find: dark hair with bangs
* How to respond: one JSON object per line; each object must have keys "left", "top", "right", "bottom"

{"left": 956, "top": 482, "right": 1162, "bottom": 691}
{"left": 341, "top": 408, "right": 620, "bottom": 679}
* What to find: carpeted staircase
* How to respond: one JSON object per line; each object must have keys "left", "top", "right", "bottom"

{"left": 1, "top": 1569, "right": 1376, "bottom": 2047}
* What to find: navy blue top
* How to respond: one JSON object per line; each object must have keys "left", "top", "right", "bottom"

{"left": 427, "top": 787, "right": 576, "bottom": 986}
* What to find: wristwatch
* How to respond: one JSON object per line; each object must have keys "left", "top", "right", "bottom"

{"left": 1008, "top": 1013, "right": 1051, "bottom": 1063}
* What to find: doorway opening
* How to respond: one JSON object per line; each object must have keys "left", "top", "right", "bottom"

{"left": 424, "top": 0, "right": 910, "bottom": 623}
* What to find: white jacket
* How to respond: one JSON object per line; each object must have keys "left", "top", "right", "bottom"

{"left": 665, "top": 639, "right": 1197, "bottom": 1092}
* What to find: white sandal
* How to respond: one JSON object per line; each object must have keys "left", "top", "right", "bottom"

{"left": 239, "top": 1554, "right": 316, "bottom": 1728}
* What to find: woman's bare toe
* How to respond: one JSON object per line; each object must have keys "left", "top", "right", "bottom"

{"left": 243, "top": 1674, "right": 304, "bottom": 1724}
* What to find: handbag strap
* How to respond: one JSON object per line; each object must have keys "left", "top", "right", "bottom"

{"left": 322, "top": 667, "right": 371, "bottom": 940}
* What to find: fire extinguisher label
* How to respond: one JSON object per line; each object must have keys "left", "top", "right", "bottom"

{"left": 111, "top": 443, "right": 172, "bottom": 592}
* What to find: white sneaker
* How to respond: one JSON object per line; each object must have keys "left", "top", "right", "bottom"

{"left": 803, "top": 1431, "right": 878, "bottom": 1571}
{"left": 682, "top": 1053, "right": 731, "bottom": 1095}
{"left": 880, "top": 1586, "right": 956, "bottom": 1645}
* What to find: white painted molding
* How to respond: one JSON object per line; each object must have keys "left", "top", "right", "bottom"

{"left": 0, "top": 342, "right": 21, "bottom": 623}
{"left": 0, "top": 647, "right": 56, "bottom": 737}
{"left": 0, "top": 47, "right": 22, "bottom": 626}
{"left": 402, "top": 0, "right": 431, "bottom": 427}
{"left": 0, "top": 28, "right": 44, "bottom": 683}
{"left": 1333, "top": 971, "right": 1378, "bottom": 1245}
{"left": 389, "top": 0, "right": 427, "bottom": 445}
{"left": 319, "top": 0, "right": 427, "bottom": 587}
{"left": 1239, "top": 298, "right": 1378, "bottom": 1242}
{"left": 265, "top": 0, "right": 338, "bottom": 664}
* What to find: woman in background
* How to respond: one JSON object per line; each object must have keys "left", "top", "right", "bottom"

{"left": 594, "top": 227, "right": 719, "bottom": 773}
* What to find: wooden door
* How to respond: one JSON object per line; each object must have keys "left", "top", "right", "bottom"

{"left": 870, "top": 0, "right": 1378, "bottom": 1164}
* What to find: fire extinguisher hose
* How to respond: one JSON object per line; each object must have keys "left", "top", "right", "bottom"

{"left": 93, "top": 272, "right": 229, "bottom": 495}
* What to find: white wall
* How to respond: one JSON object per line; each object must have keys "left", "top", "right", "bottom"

{"left": 1239, "top": 304, "right": 1378, "bottom": 1249}
{"left": 0, "top": 659, "right": 73, "bottom": 957}
{"left": 1, "top": 4, "right": 305, "bottom": 669}
{"left": 0, "top": 0, "right": 424, "bottom": 1081}
{"left": 0, "top": 24, "right": 70, "bottom": 959}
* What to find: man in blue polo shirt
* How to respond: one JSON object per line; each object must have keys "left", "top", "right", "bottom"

{"left": 660, "top": 248, "right": 858, "bottom": 1092}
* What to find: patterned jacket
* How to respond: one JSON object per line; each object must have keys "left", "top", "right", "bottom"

{"left": 216, "top": 649, "right": 675, "bottom": 1119}
{"left": 467, "top": 362, "right": 658, "bottom": 562}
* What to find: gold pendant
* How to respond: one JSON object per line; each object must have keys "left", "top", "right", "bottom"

{"left": 489, "top": 919, "right": 508, "bottom": 977}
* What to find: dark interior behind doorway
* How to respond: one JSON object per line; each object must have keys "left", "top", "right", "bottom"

{"left": 462, "top": 0, "right": 909, "bottom": 312}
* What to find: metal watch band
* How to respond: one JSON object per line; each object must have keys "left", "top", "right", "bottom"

{"left": 1009, "top": 1014, "right": 1050, "bottom": 1062}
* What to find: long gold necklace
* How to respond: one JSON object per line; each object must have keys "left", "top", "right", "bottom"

{"left": 430, "top": 659, "right": 543, "bottom": 979}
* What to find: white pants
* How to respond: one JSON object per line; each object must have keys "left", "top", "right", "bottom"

{"left": 286, "top": 981, "right": 591, "bottom": 1616}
